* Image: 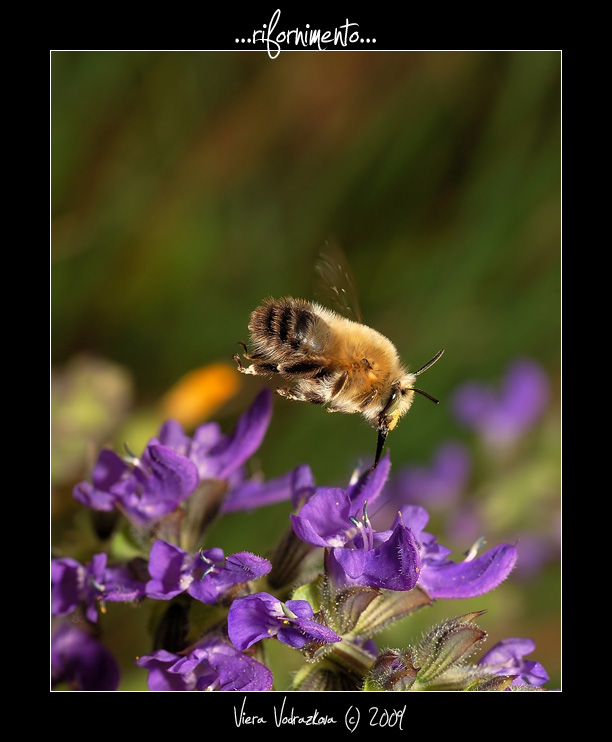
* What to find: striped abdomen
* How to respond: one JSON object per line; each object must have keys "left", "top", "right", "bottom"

{"left": 248, "top": 298, "right": 332, "bottom": 378}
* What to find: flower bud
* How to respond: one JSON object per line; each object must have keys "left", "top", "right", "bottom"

{"left": 365, "top": 648, "right": 419, "bottom": 691}
{"left": 412, "top": 611, "right": 487, "bottom": 686}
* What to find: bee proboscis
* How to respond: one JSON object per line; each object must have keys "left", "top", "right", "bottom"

{"left": 234, "top": 248, "right": 444, "bottom": 468}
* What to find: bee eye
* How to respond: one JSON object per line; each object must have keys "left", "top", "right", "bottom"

{"left": 381, "top": 387, "right": 402, "bottom": 418}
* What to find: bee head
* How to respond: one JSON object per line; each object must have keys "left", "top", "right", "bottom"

{"left": 380, "top": 383, "right": 404, "bottom": 431}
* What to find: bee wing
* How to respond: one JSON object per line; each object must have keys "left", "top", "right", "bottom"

{"left": 314, "top": 242, "right": 363, "bottom": 323}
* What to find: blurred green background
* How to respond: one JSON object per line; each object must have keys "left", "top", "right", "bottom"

{"left": 51, "top": 50, "right": 561, "bottom": 690}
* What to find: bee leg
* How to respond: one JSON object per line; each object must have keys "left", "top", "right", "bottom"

{"left": 278, "top": 360, "right": 328, "bottom": 378}
{"left": 236, "top": 341, "right": 264, "bottom": 362}
{"left": 276, "top": 387, "right": 305, "bottom": 401}
{"left": 277, "top": 387, "right": 326, "bottom": 405}
{"left": 233, "top": 354, "right": 278, "bottom": 377}
{"left": 358, "top": 388, "right": 379, "bottom": 411}
{"left": 329, "top": 371, "right": 349, "bottom": 399}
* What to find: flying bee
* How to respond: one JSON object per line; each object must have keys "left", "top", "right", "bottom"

{"left": 234, "top": 246, "right": 444, "bottom": 468}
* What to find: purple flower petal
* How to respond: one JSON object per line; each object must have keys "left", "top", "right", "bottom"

{"left": 397, "top": 504, "right": 431, "bottom": 535}
{"left": 332, "top": 546, "right": 367, "bottom": 580}
{"left": 227, "top": 592, "right": 341, "bottom": 651}
{"left": 52, "top": 552, "right": 147, "bottom": 622}
{"left": 182, "top": 638, "right": 274, "bottom": 691}
{"left": 154, "top": 392, "right": 272, "bottom": 487}
{"left": 102, "top": 560, "right": 148, "bottom": 603}
{"left": 329, "top": 520, "right": 421, "bottom": 592}
{"left": 146, "top": 540, "right": 194, "bottom": 600}
{"left": 290, "top": 463, "right": 317, "bottom": 509}
{"left": 188, "top": 551, "right": 271, "bottom": 604}
{"left": 363, "top": 521, "right": 420, "bottom": 591}
{"left": 136, "top": 636, "right": 273, "bottom": 691}
{"left": 207, "top": 389, "right": 272, "bottom": 479}
{"left": 51, "top": 553, "right": 108, "bottom": 623}
{"left": 284, "top": 599, "right": 316, "bottom": 619}
{"left": 394, "top": 505, "right": 518, "bottom": 599}
{"left": 290, "top": 488, "right": 352, "bottom": 547}
{"left": 160, "top": 419, "right": 224, "bottom": 480}
{"left": 227, "top": 592, "right": 280, "bottom": 650}
{"left": 346, "top": 452, "right": 391, "bottom": 512}
{"left": 418, "top": 542, "right": 518, "bottom": 599}
{"left": 146, "top": 540, "right": 271, "bottom": 605}
{"left": 112, "top": 444, "right": 199, "bottom": 526}
{"left": 276, "top": 598, "right": 341, "bottom": 649}
{"left": 73, "top": 449, "right": 127, "bottom": 511}
{"left": 51, "top": 557, "right": 83, "bottom": 617}
{"left": 157, "top": 419, "right": 195, "bottom": 453}
{"left": 276, "top": 616, "right": 339, "bottom": 650}
{"left": 135, "top": 649, "right": 194, "bottom": 691}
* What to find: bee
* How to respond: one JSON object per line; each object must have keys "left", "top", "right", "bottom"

{"left": 234, "top": 247, "right": 444, "bottom": 468}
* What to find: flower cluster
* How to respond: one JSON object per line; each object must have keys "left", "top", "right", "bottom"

{"left": 52, "top": 370, "right": 554, "bottom": 691}
{"left": 135, "top": 635, "right": 273, "bottom": 691}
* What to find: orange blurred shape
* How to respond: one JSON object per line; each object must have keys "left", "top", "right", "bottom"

{"left": 161, "top": 363, "right": 241, "bottom": 428}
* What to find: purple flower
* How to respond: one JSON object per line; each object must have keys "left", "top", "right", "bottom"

{"left": 227, "top": 592, "right": 342, "bottom": 651}
{"left": 135, "top": 649, "right": 192, "bottom": 691}
{"left": 157, "top": 388, "right": 272, "bottom": 482}
{"left": 103, "top": 559, "right": 150, "bottom": 602}
{"left": 74, "top": 444, "right": 199, "bottom": 527}
{"left": 478, "top": 638, "right": 549, "bottom": 687}
{"left": 73, "top": 390, "right": 275, "bottom": 525}
{"left": 136, "top": 635, "right": 273, "bottom": 691}
{"left": 290, "top": 455, "right": 420, "bottom": 592}
{"left": 400, "top": 505, "right": 518, "bottom": 599}
{"left": 51, "top": 554, "right": 147, "bottom": 623}
{"left": 145, "top": 540, "right": 271, "bottom": 604}
{"left": 113, "top": 445, "right": 199, "bottom": 525}
{"left": 51, "top": 554, "right": 107, "bottom": 623}
{"left": 452, "top": 358, "right": 550, "bottom": 446}
{"left": 51, "top": 622, "right": 120, "bottom": 691}
{"left": 290, "top": 454, "right": 391, "bottom": 548}
{"left": 325, "top": 509, "right": 421, "bottom": 592}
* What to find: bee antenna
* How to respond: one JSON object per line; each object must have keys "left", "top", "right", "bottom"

{"left": 411, "top": 387, "right": 440, "bottom": 405}
{"left": 414, "top": 349, "right": 445, "bottom": 376}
